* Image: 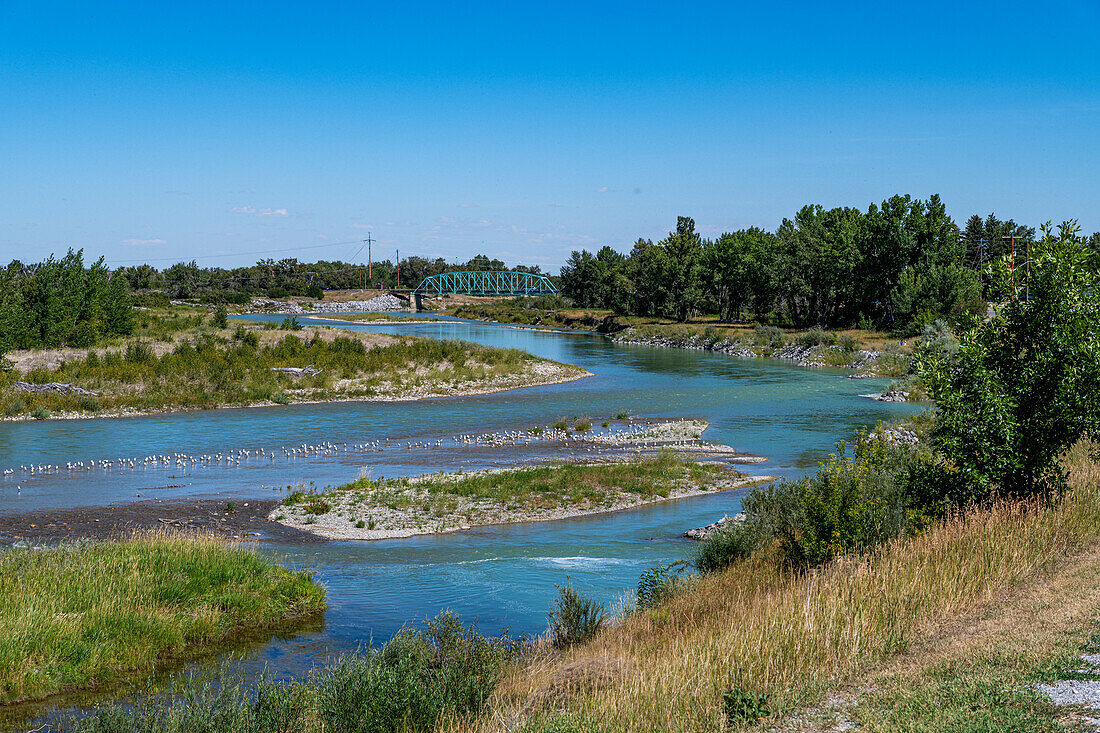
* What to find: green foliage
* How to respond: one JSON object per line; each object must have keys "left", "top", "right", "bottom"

{"left": 280, "top": 316, "right": 303, "bottom": 331}
{"left": 696, "top": 438, "right": 913, "bottom": 573}
{"left": 749, "top": 438, "right": 909, "bottom": 567}
{"left": 797, "top": 327, "right": 833, "bottom": 347}
{"left": 30, "top": 406, "right": 51, "bottom": 420}
{"left": 722, "top": 687, "right": 770, "bottom": 725}
{"left": 917, "top": 221, "right": 1100, "bottom": 502}
{"left": 306, "top": 284, "right": 324, "bottom": 300}
{"left": 2, "top": 398, "right": 24, "bottom": 417}
{"left": 211, "top": 304, "right": 229, "bottom": 329}
{"left": 753, "top": 324, "right": 786, "bottom": 348}
{"left": 548, "top": 580, "right": 606, "bottom": 647}
{"left": 559, "top": 195, "right": 996, "bottom": 331}
{"left": 635, "top": 563, "right": 683, "bottom": 610}
{"left": 692, "top": 521, "right": 765, "bottom": 573}
{"left": 0, "top": 250, "right": 134, "bottom": 354}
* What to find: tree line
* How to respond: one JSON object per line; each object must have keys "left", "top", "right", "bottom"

{"left": 559, "top": 194, "right": 1100, "bottom": 333}
{"left": 0, "top": 249, "right": 134, "bottom": 356}
{"left": 117, "top": 254, "right": 547, "bottom": 302}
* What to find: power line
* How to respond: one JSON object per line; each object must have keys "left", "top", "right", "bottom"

{"left": 105, "top": 239, "right": 367, "bottom": 266}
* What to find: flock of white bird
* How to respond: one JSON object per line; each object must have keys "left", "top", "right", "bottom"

{"left": 1, "top": 421, "right": 691, "bottom": 481}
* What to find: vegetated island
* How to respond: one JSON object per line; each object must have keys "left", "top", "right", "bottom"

{"left": 0, "top": 531, "right": 325, "bottom": 705}
{"left": 270, "top": 424, "right": 776, "bottom": 541}
{"left": 0, "top": 305, "right": 590, "bottom": 421}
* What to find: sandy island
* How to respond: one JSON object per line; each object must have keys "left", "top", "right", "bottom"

{"left": 270, "top": 420, "right": 777, "bottom": 541}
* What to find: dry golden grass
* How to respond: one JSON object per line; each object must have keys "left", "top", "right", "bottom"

{"left": 461, "top": 444, "right": 1100, "bottom": 732}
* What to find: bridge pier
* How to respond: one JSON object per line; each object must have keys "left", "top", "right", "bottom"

{"left": 412, "top": 293, "right": 423, "bottom": 312}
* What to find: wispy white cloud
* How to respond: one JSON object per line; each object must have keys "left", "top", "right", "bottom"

{"left": 596, "top": 186, "right": 611, "bottom": 193}
{"left": 232, "top": 206, "right": 288, "bottom": 217}
{"left": 121, "top": 237, "right": 166, "bottom": 246}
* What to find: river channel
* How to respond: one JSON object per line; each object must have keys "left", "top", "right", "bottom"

{"left": 0, "top": 314, "right": 918, "bottom": 700}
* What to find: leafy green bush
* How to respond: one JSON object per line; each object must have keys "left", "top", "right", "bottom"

{"left": 838, "top": 333, "right": 859, "bottom": 352}
{"left": 2, "top": 399, "right": 24, "bottom": 417}
{"left": 748, "top": 438, "right": 908, "bottom": 568}
{"left": 78, "top": 395, "right": 102, "bottom": 412}
{"left": 30, "top": 406, "right": 51, "bottom": 420}
{"left": 124, "top": 340, "right": 156, "bottom": 364}
{"left": 722, "top": 686, "right": 769, "bottom": 725}
{"left": 307, "top": 284, "right": 324, "bottom": 300}
{"left": 280, "top": 316, "right": 303, "bottom": 331}
{"left": 753, "top": 324, "right": 785, "bottom": 348}
{"left": 316, "top": 611, "right": 519, "bottom": 733}
{"left": 549, "top": 580, "right": 605, "bottom": 647}
{"left": 692, "top": 521, "right": 765, "bottom": 573}
{"left": 636, "top": 563, "right": 683, "bottom": 610}
{"left": 211, "top": 304, "right": 229, "bottom": 329}
{"left": 797, "top": 327, "right": 833, "bottom": 347}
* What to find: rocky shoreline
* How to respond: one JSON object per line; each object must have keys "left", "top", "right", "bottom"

{"left": 611, "top": 329, "right": 896, "bottom": 374}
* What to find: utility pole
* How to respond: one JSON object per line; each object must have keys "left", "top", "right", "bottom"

{"left": 396, "top": 249, "right": 400, "bottom": 289}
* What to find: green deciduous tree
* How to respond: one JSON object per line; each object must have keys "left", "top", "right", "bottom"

{"left": 917, "top": 221, "right": 1100, "bottom": 502}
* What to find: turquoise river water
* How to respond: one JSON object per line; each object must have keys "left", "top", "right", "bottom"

{"left": 0, "top": 314, "right": 919, "bottom": 693}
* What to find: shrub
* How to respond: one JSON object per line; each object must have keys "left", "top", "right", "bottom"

{"left": 753, "top": 324, "right": 786, "bottom": 348}
{"left": 636, "top": 563, "right": 682, "bottom": 610}
{"left": 307, "top": 284, "right": 324, "bottom": 300}
{"left": 315, "top": 611, "right": 519, "bottom": 733}
{"left": 211, "top": 304, "right": 229, "bottom": 329}
{"left": 548, "top": 580, "right": 605, "bottom": 647}
{"left": 78, "top": 395, "right": 102, "bottom": 412}
{"left": 797, "top": 327, "right": 833, "bottom": 347}
{"left": 280, "top": 316, "right": 303, "bottom": 331}
{"left": 692, "top": 521, "right": 765, "bottom": 573}
{"left": 30, "top": 406, "right": 51, "bottom": 420}
{"left": 2, "top": 399, "right": 24, "bottom": 417}
{"left": 745, "top": 438, "right": 909, "bottom": 568}
{"left": 124, "top": 340, "right": 156, "bottom": 364}
{"left": 574, "top": 421, "right": 591, "bottom": 432}
{"left": 722, "top": 687, "right": 769, "bottom": 725}
{"left": 838, "top": 333, "right": 859, "bottom": 352}
{"left": 551, "top": 421, "right": 568, "bottom": 431}
{"left": 272, "top": 392, "right": 292, "bottom": 405}
{"left": 303, "top": 499, "right": 331, "bottom": 515}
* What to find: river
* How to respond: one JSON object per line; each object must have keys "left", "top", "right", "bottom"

{"left": 0, "top": 314, "right": 918, "bottom": 694}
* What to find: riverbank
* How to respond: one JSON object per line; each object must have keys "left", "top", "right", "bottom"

{"left": 270, "top": 441, "right": 776, "bottom": 541}
{"left": 464, "top": 443, "right": 1100, "bottom": 732}
{"left": 443, "top": 301, "right": 913, "bottom": 380}
{"left": 0, "top": 532, "right": 325, "bottom": 705}
{"left": 0, "top": 314, "right": 590, "bottom": 421}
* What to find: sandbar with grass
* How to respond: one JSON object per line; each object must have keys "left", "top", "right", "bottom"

{"left": 271, "top": 450, "right": 777, "bottom": 540}
{"left": 0, "top": 305, "right": 590, "bottom": 421}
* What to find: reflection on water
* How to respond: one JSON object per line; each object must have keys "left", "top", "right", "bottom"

{"left": 0, "top": 314, "right": 921, "bottom": 701}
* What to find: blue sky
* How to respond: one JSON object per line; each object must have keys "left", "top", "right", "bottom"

{"left": 1, "top": 1, "right": 1098, "bottom": 271}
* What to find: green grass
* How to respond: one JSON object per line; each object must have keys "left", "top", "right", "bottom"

{"left": 326, "top": 453, "right": 731, "bottom": 514}
{"left": 0, "top": 532, "right": 325, "bottom": 704}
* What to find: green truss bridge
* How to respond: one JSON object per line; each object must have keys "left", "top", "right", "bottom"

{"left": 411, "top": 270, "right": 557, "bottom": 296}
